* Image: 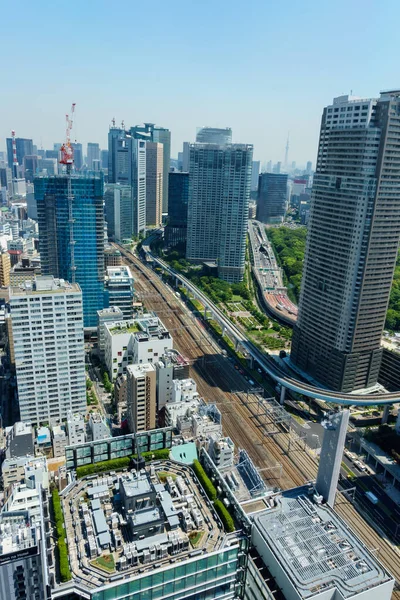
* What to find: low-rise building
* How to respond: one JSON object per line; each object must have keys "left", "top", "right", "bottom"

{"left": 66, "top": 410, "right": 86, "bottom": 446}
{"left": 2, "top": 455, "right": 48, "bottom": 493}
{"left": 104, "top": 312, "right": 173, "bottom": 381}
{"left": 52, "top": 425, "right": 68, "bottom": 458}
{"left": 5, "top": 421, "right": 34, "bottom": 459}
{"left": 155, "top": 349, "right": 190, "bottom": 409}
{"left": 36, "top": 426, "right": 52, "bottom": 455}
{"left": 104, "top": 266, "right": 135, "bottom": 319}
{"left": 97, "top": 305, "right": 123, "bottom": 359}
{"left": 89, "top": 413, "right": 111, "bottom": 441}
{"left": 208, "top": 435, "right": 234, "bottom": 468}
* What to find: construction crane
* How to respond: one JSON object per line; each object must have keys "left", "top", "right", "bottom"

{"left": 11, "top": 130, "right": 18, "bottom": 178}
{"left": 59, "top": 103, "right": 77, "bottom": 282}
{"left": 59, "top": 103, "right": 76, "bottom": 173}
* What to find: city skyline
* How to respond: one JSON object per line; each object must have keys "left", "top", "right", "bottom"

{"left": 2, "top": 1, "right": 400, "bottom": 164}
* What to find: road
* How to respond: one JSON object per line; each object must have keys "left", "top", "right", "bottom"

{"left": 116, "top": 244, "right": 400, "bottom": 596}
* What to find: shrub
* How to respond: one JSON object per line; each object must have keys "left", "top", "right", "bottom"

{"left": 76, "top": 456, "right": 131, "bottom": 478}
{"left": 51, "top": 489, "right": 71, "bottom": 582}
{"left": 192, "top": 459, "right": 217, "bottom": 501}
{"left": 214, "top": 499, "right": 235, "bottom": 532}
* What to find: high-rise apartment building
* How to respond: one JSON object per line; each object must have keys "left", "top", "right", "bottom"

{"left": 9, "top": 276, "right": 86, "bottom": 424}
{"left": 292, "top": 91, "right": 400, "bottom": 392}
{"left": 131, "top": 123, "right": 171, "bottom": 214}
{"left": 35, "top": 172, "right": 105, "bottom": 327}
{"left": 6, "top": 137, "right": 33, "bottom": 171}
{"left": 186, "top": 143, "right": 253, "bottom": 282}
{"left": 165, "top": 172, "right": 189, "bottom": 247}
{"left": 104, "top": 184, "right": 133, "bottom": 242}
{"left": 108, "top": 127, "right": 146, "bottom": 236}
{"left": 87, "top": 142, "right": 100, "bottom": 169}
{"left": 196, "top": 126, "right": 232, "bottom": 144}
{"left": 256, "top": 173, "right": 288, "bottom": 224}
{"left": 126, "top": 363, "right": 156, "bottom": 433}
{"left": 104, "top": 265, "right": 134, "bottom": 319}
{"left": 0, "top": 251, "right": 11, "bottom": 287}
{"left": 145, "top": 141, "right": 163, "bottom": 226}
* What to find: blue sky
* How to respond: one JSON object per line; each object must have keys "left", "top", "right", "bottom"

{"left": 1, "top": 0, "right": 399, "bottom": 165}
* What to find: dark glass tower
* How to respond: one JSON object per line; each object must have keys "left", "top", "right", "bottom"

{"left": 256, "top": 173, "right": 288, "bottom": 224}
{"left": 165, "top": 172, "right": 189, "bottom": 247}
{"left": 35, "top": 173, "right": 105, "bottom": 327}
{"left": 291, "top": 91, "right": 400, "bottom": 392}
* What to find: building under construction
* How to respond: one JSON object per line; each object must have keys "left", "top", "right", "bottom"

{"left": 34, "top": 172, "right": 105, "bottom": 327}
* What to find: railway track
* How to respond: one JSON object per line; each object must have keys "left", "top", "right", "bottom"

{"left": 117, "top": 245, "right": 400, "bottom": 594}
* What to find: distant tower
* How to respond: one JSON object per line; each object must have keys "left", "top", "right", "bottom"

{"left": 284, "top": 133, "right": 289, "bottom": 168}
{"left": 11, "top": 131, "right": 18, "bottom": 178}
{"left": 316, "top": 410, "right": 350, "bottom": 507}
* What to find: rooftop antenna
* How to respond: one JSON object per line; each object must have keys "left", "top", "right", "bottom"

{"left": 121, "top": 120, "right": 125, "bottom": 130}
{"left": 112, "top": 117, "right": 116, "bottom": 127}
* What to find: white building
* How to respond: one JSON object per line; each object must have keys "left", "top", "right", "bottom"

{"left": 52, "top": 425, "right": 68, "bottom": 458}
{"left": 89, "top": 413, "right": 111, "bottom": 441}
{"left": 9, "top": 276, "right": 86, "bottom": 425}
{"left": 154, "top": 349, "right": 190, "bottom": 409}
{"left": 66, "top": 410, "right": 86, "bottom": 446}
{"left": 208, "top": 436, "right": 234, "bottom": 469}
{"left": 2, "top": 455, "right": 48, "bottom": 492}
{"left": 165, "top": 398, "right": 200, "bottom": 429}
{"left": 104, "top": 312, "right": 173, "bottom": 380}
{"left": 171, "top": 379, "right": 199, "bottom": 403}
{"left": 97, "top": 306, "right": 123, "bottom": 359}
{"left": 104, "top": 266, "right": 135, "bottom": 319}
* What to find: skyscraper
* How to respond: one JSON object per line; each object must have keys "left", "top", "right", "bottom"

{"left": 165, "top": 172, "right": 189, "bottom": 247}
{"left": 104, "top": 184, "right": 133, "bottom": 242}
{"left": 87, "top": 142, "right": 100, "bottom": 169}
{"left": 251, "top": 160, "right": 260, "bottom": 191}
{"left": 108, "top": 126, "right": 146, "bottom": 236}
{"left": 71, "top": 143, "right": 83, "bottom": 170}
{"left": 196, "top": 126, "right": 232, "bottom": 144}
{"left": 9, "top": 275, "right": 86, "bottom": 424}
{"left": 145, "top": 141, "right": 163, "bottom": 226}
{"left": 100, "top": 148, "right": 109, "bottom": 169}
{"left": 186, "top": 143, "right": 253, "bottom": 282}
{"left": 6, "top": 137, "right": 33, "bottom": 171}
{"left": 291, "top": 91, "right": 400, "bottom": 392}
{"left": 35, "top": 172, "right": 105, "bottom": 327}
{"left": 131, "top": 123, "right": 171, "bottom": 214}
{"left": 256, "top": 173, "right": 288, "bottom": 224}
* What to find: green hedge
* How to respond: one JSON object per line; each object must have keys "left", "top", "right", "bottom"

{"left": 214, "top": 499, "right": 235, "bottom": 532}
{"left": 76, "top": 456, "right": 131, "bottom": 479}
{"left": 51, "top": 489, "right": 71, "bottom": 582}
{"left": 76, "top": 449, "right": 171, "bottom": 478}
{"left": 192, "top": 459, "right": 217, "bottom": 501}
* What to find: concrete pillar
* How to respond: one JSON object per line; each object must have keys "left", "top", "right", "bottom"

{"left": 248, "top": 356, "right": 254, "bottom": 369}
{"left": 235, "top": 340, "right": 240, "bottom": 351}
{"left": 204, "top": 307, "right": 208, "bottom": 319}
{"left": 382, "top": 405, "right": 390, "bottom": 425}
{"left": 280, "top": 386, "right": 286, "bottom": 405}
{"left": 396, "top": 410, "right": 400, "bottom": 434}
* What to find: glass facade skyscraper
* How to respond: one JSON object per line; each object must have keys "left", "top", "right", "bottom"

{"left": 256, "top": 173, "right": 288, "bottom": 224}
{"left": 165, "top": 172, "right": 189, "bottom": 247}
{"left": 35, "top": 173, "right": 105, "bottom": 327}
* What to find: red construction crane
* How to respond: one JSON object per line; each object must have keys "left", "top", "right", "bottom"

{"left": 59, "top": 103, "right": 76, "bottom": 170}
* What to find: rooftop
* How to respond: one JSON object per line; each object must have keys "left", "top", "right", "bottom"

{"left": 61, "top": 460, "right": 223, "bottom": 591}
{"left": 10, "top": 275, "right": 80, "bottom": 296}
{"left": 253, "top": 487, "right": 392, "bottom": 598}
{"left": 0, "top": 511, "right": 36, "bottom": 556}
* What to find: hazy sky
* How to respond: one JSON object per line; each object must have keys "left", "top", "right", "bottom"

{"left": 1, "top": 0, "right": 399, "bottom": 166}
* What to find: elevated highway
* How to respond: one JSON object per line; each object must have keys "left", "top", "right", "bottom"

{"left": 121, "top": 241, "right": 400, "bottom": 407}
